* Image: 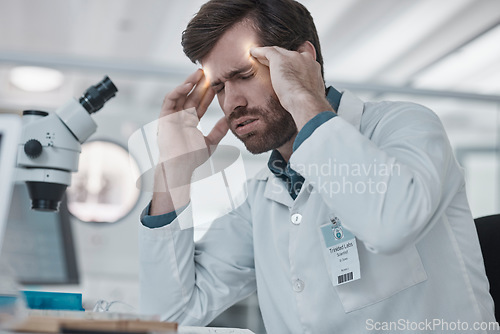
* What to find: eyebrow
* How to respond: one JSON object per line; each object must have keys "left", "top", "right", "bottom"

{"left": 210, "top": 64, "right": 253, "bottom": 87}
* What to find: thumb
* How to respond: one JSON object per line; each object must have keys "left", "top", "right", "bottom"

{"left": 205, "top": 117, "right": 229, "bottom": 148}
{"left": 250, "top": 47, "right": 270, "bottom": 67}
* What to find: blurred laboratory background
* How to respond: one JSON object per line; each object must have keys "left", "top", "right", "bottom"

{"left": 1, "top": 0, "right": 499, "bottom": 333}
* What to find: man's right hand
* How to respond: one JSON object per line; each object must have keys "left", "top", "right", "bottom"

{"left": 151, "top": 69, "right": 229, "bottom": 216}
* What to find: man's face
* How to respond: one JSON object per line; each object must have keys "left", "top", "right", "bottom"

{"left": 202, "top": 21, "right": 297, "bottom": 154}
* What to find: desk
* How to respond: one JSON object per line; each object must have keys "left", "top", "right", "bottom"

{"left": 8, "top": 315, "right": 255, "bottom": 334}
{"left": 7, "top": 326, "right": 253, "bottom": 334}
{"left": 179, "top": 327, "right": 254, "bottom": 333}
{"left": 4, "top": 306, "right": 255, "bottom": 334}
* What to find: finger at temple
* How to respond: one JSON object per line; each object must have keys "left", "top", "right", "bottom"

{"left": 182, "top": 68, "right": 204, "bottom": 85}
{"left": 173, "top": 69, "right": 204, "bottom": 110}
{"left": 249, "top": 47, "right": 271, "bottom": 66}
{"left": 197, "top": 84, "right": 216, "bottom": 119}
{"left": 184, "top": 72, "right": 210, "bottom": 110}
{"left": 161, "top": 82, "right": 194, "bottom": 114}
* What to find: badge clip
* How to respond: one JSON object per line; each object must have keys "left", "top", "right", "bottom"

{"left": 330, "top": 216, "right": 343, "bottom": 240}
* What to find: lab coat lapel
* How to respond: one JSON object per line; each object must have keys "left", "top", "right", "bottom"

{"left": 263, "top": 171, "right": 294, "bottom": 208}
{"left": 261, "top": 90, "right": 363, "bottom": 209}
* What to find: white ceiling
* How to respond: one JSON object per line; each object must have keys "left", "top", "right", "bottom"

{"left": 0, "top": 0, "right": 499, "bottom": 150}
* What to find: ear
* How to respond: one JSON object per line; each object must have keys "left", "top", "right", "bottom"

{"left": 297, "top": 41, "right": 316, "bottom": 60}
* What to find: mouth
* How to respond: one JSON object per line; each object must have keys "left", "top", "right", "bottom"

{"left": 233, "top": 117, "right": 259, "bottom": 137}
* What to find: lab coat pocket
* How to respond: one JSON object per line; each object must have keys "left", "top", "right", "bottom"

{"left": 331, "top": 243, "right": 428, "bottom": 313}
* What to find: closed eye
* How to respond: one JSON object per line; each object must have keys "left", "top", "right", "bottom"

{"left": 240, "top": 72, "right": 256, "bottom": 80}
{"left": 213, "top": 71, "right": 255, "bottom": 94}
{"left": 214, "top": 84, "right": 224, "bottom": 94}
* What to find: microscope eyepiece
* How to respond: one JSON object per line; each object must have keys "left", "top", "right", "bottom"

{"left": 78, "top": 76, "right": 118, "bottom": 114}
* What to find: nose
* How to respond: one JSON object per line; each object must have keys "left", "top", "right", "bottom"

{"left": 222, "top": 81, "right": 247, "bottom": 116}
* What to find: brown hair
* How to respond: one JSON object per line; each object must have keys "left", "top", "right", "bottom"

{"left": 181, "top": 0, "right": 324, "bottom": 79}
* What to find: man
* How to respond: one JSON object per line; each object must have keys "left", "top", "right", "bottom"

{"left": 139, "top": 0, "right": 496, "bottom": 332}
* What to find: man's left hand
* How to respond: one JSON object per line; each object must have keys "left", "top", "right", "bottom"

{"left": 250, "top": 45, "right": 334, "bottom": 130}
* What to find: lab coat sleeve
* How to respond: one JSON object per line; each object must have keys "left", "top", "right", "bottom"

{"left": 290, "top": 102, "right": 462, "bottom": 254}
{"left": 139, "top": 198, "right": 256, "bottom": 325}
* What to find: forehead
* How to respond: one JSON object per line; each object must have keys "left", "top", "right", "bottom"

{"left": 202, "top": 21, "right": 259, "bottom": 82}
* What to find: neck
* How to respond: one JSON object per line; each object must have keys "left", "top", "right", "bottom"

{"left": 276, "top": 133, "right": 296, "bottom": 163}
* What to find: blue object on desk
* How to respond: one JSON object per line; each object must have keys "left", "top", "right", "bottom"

{"left": 22, "top": 290, "right": 84, "bottom": 311}
{"left": 0, "top": 294, "right": 18, "bottom": 308}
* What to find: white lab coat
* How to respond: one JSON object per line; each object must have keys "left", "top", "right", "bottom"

{"left": 139, "top": 91, "right": 496, "bottom": 333}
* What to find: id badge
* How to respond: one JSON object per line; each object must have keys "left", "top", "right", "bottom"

{"left": 320, "top": 216, "right": 361, "bottom": 286}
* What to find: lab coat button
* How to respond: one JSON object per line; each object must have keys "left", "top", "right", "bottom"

{"left": 291, "top": 213, "right": 302, "bottom": 225}
{"left": 293, "top": 279, "right": 305, "bottom": 292}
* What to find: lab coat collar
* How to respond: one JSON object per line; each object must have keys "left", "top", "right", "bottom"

{"left": 255, "top": 89, "right": 365, "bottom": 205}
{"left": 336, "top": 90, "right": 364, "bottom": 131}
{"left": 325, "top": 86, "right": 342, "bottom": 111}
